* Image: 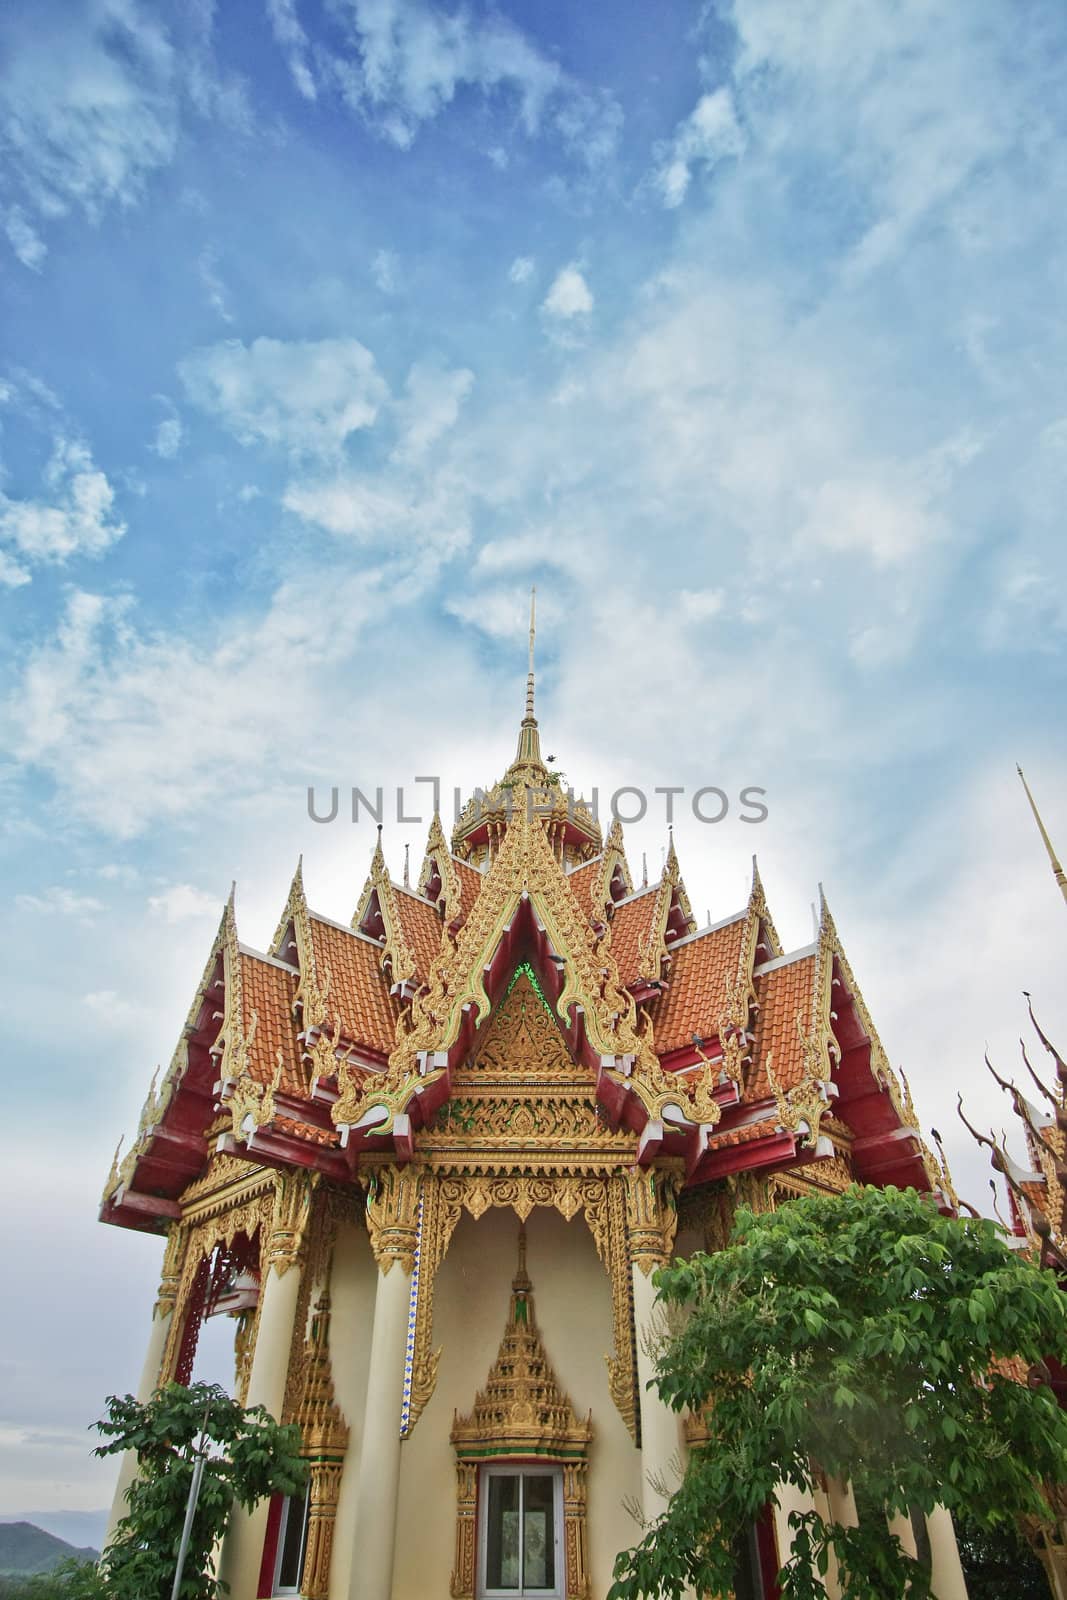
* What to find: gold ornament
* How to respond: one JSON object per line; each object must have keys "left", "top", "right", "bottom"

{"left": 450, "top": 1227, "right": 591, "bottom": 1599}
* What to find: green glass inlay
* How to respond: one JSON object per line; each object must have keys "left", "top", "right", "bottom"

{"left": 504, "top": 960, "right": 553, "bottom": 1017}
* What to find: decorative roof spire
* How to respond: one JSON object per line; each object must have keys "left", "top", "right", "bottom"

{"left": 1018, "top": 766, "right": 1067, "bottom": 906}
{"left": 511, "top": 1221, "right": 532, "bottom": 1322}
{"left": 527, "top": 584, "right": 536, "bottom": 719}
{"left": 512, "top": 585, "right": 545, "bottom": 772}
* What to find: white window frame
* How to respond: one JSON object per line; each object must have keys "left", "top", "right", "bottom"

{"left": 272, "top": 1483, "right": 310, "bottom": 1597}
{"left": 478, "top": 1464, "right": 564, "bottom": 1599}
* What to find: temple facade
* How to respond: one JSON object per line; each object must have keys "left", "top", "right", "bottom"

{"left": 100, "top": 611, "right": 969, "bottom": 1600}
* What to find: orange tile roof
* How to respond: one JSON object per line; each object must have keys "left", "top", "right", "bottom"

{"left": 646, "top": 916, "right": 748, "bottom": 1055}
{"left": 706, "top": 1115, "right": 781, "bottom": 1151}
{"left": 238, "top": 951, "right": 303, "bottom": 1093}
{"left": 274, "top": 1114, "right": 341, "bottom": 1148}
{"left": 567, "top": 858, "right": 602, "bottom": 924}
{"left": 749, "top": 953, "right": 817, "bottom": 1097}
{"left": 609, "top": 890, "right": 659, "bottom": 985}
{"left": 453, "top": 858, "right": 483, "bottom": 924}
{"left": 308, "top": 915, "right": 400, "bottom": 1057}
{"left": 394, "top": 889, "right": 444, "bottom": 978}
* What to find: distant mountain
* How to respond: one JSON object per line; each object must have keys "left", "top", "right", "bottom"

{"left": 0, "top": 1514, "right": 107, "bottom": 1556}
{"left": 0, "top": 1522, "right": 98, "bottom": 1575}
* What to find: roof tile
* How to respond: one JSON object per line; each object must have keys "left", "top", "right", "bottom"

{"left": 394, "top": 890, "right": 445, "bottom": 979}
{"left": 239, "top": 953, "right": 303, "bottom": 1094}
{"left": 646, "top": 917, "right": 748, "bottom": 1054}
{"left": 567, "top": 858, "right": 602, "bottom": 924}
{"left": 748, "top": 954, "right": 816, "bottom": 1097}
{"left": 308, "top": 915, "right": 400, "bottom": 1057}
{"left": 609, "top": 890, "right": 659, "bottom": 985}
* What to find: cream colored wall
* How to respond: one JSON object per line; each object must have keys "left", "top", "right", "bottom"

{"left": 391, "top": 1204, "right": 644, "bottom": 1600}
{"left": 327, "top": 1216, "right": 379, "bottom": 1598}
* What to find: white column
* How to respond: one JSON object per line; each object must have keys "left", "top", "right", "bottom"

{"left": 104, "top": 1304, "right": 173, "bottom": 1542}
{"left": 888, "top": 1508, "right": 918, "bottom": 1560}
{"left": 926, "top": 1504, "right": 968, "bottom": 1599}
{"left": 344, "top": 1260, "right": 413, "bottom": 1600}
{"left": 217, "top": 1262, "right": 304, "bottom": 1600}
{"left": 772, "top": 1479, "right": 820, "bottom": 1585}
{"left": 631, "top": 1264, "right": 684, "bottom": 1528}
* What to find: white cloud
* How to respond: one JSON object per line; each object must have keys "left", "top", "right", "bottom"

{"left": 0, "top": 550, "right": 30, "bottom": 588}
{"left": 326, "top": 0, "right": 562, "bottom": 148}
{"left": 0, "top": 3, "right": 178, "bottom": 227}
{"left": 509, "top": 256, "right": 535, "bottom": 285}
{"left": 726, "top": 0, "right": 1031, "bottom": 278}
{"left": 15, "top": 886, "right": 104, "bottom": 919}
{"left": 371, "top": 247, "right": 399, "bottom": 294}
{"left": 151, "top": 415, "right": 182, "bottom": 459}
{"left": 797, "top": 435, "right": 982, "bottom": 570}
{"left": 542, "top": 264, "right": 593, "bottom": 320}
{"left": 197, "top": 246, "right": 233, "bottom": 323}
{"left": 1, "top": 572, "right": 410, "bottom": 836}
{"left": 446, "top": 586, "right": 567, "bottom": 642}
{"left": 283, "top": 468, "right": 471, "bottom": 557}
{"left": 147, "top": 883, "right": 220, "bottom": 922}
{"left": 93, "top": 862, "right": 140, "bottom": 884}
{"left": 392, "top": 362, "right": 474, "bottom": 461}
{"left": 653, "top": 87, "right": 745, "bottom": 208}
{"left": 473, "top": 533, "right": 589, "bottom": 581}
{"left": 2, "top": 204, "right": 46, "bottom": 269}
{"left": 679, "top": 587, "right": 725, "bottom": 622}
{"left": 178, "top": 336, "right": 389, "bottom": 456}
{"left": 553, "top": 84, "right": 623, "bottom": 173}
{"left": 83, "top": 988, "right": 147, "bottom": 1028}
{"left": 0, "top": 436, "right": 125, "bottom": 578}
{"left": 266, "top": 0, "right": 318, "bottom": 100}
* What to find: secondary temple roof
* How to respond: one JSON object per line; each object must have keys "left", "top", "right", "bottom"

{"left": 101, "top": 601, "right": 953, "bottom": 1234}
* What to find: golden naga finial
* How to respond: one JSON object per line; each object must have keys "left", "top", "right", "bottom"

{"left": 1018, "top": 765, "right": 1067, "bottom": 905}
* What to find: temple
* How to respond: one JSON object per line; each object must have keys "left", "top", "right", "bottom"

{"left": 957, "top": 770, "right": 1067, "bottom": 1593}
{"left": 100, "top": 596, "right": 969, "bottom": 1600}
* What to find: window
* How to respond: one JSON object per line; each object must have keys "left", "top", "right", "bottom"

{"left": 273, "top": 1486, "right": 310, "bottom": 1596}
{"left": 731, "top": 1522, "right": 765, "bottom": 1600}
{"left": 479, "top": 1467, "right": 563, "bottom": 1598}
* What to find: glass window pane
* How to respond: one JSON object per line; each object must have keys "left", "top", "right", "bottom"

{"left": 522, "top": 1474, "right": 555, "bottom": 1591}
{"left": 486, "top": 1474, "right": 521, "bottom": 1590}
{"left": 277, "top": 1490, "right": 308, "bottom": 1589}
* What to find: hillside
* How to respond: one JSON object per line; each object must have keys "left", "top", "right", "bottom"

{"left": 0, "top": 1523, "right": 98, "bottom": 1576}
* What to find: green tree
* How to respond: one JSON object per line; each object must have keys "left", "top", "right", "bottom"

{"left": 0, "top": 1559, "right": 109, "bottom": 1599}
{"left": 609, "top": 1185, "right": 1067, "bottom": 1600}
{"left": 94, "top": 1381, "right": 306, "bottom": 1600}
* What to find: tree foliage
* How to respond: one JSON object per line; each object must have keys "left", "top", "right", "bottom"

{"left": 93, "top": 1381, "right": 306, "bottom": 1600}
{"left": 609, "top": 1184, "right": 1067, "bottom": 1600}
{"left": 0, "top": 1563, "right": 108, "bottom": 1600}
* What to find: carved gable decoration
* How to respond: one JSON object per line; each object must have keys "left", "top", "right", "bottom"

{"left": 421, "top": 968, "right": 635, "bottom": 1160}
{"left": 460, "top": 967, "right": 582, "bottom": 1085}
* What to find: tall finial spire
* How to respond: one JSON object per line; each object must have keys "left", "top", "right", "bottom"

{"left": 1018, "top": 766, "right": 1067, "bottom": 905}
{"left": 511, "top": 586, "right": 544, "bottom": 771}
{"left": 526, "top": 585, "right": 536, "bottom": 720}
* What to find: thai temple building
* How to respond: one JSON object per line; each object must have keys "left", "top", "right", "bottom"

{"left": 101, "top": 600, "right": 976, "bottom": 1600}
{"left": 958, "top": 769, "right": 1067, "bottom": 1595}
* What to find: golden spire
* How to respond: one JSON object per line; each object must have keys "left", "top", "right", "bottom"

{"left": 511, "top": 1221, "right": 532, "bottom": 1321}
{"left": 1018, "top": 766, "right": 1067, "bottom": 905}
{"left": 527, "top": 585, "right": 536, "bottom": 719}
{"left": 512, "top": 585, "right": 545, "bottom": 772}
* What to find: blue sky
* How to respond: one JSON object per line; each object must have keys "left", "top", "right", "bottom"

{"left": 2, "top": 0, "right": 1067, "bottom": 1516}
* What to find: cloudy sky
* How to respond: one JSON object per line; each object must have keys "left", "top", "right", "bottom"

{"left": 2, "top": 0, "right": 1066, "bottom": 1519}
